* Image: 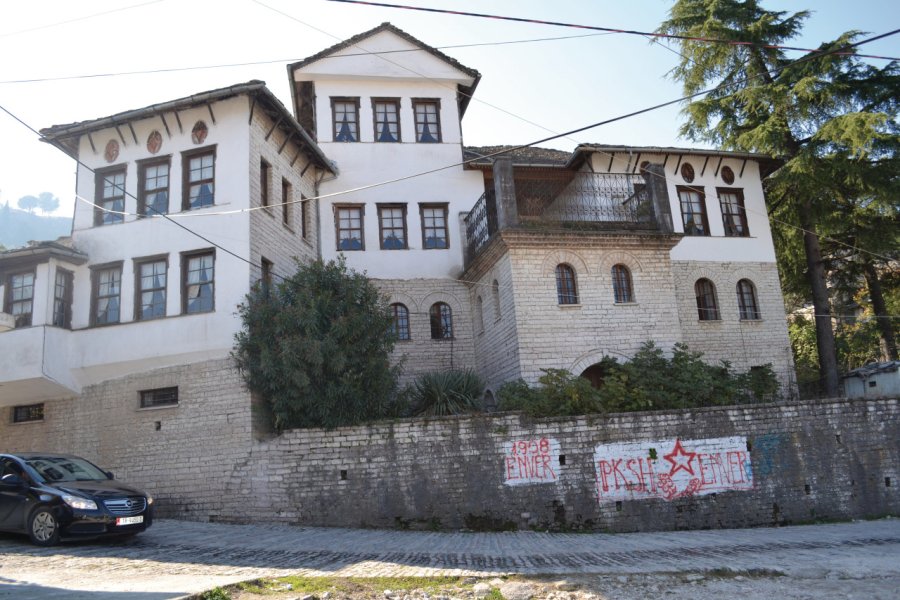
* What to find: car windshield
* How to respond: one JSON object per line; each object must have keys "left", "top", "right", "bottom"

{"left": 24, "top": 456, "right": 108, "bottom": 482}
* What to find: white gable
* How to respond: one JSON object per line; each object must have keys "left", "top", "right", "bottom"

{"left": 294, "top": 30, "right": 475, "bottom": 84}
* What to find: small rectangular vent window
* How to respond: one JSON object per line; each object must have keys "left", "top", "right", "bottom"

{"left": 140, "top": 387, "right": 179, "bottom": 409}
{"left": 13, "top": 403, "right": 44, "bottom": 423}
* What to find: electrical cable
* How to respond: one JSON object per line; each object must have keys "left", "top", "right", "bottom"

{"left": 326, "top": 0, "right": 900, "bottom": 62}
{"left": 0, "top": 1, "right": 165, "bottom": 39}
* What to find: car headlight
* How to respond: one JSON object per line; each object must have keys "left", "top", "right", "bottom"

{"left": 146, "top": 495, "right": 154, "bottom": 505}
{"left": 62, "top": 494, "right": 98, "bottom": 511}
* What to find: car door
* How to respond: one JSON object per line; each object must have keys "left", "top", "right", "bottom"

{"left": 0, "top": 458, "right": 31, "bottom": 531}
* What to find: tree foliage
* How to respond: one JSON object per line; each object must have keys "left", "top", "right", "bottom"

{"left": 498, "top": 342, "right": 779, "bottom": 417}
{"left": 407, "top": 369, "right": 485, "bottom": 417}
{"left": 233, "top": 257, "right": 401, "bottom": 430}
{"left": 658, "top": 0, "right": 900, "bottom": 395}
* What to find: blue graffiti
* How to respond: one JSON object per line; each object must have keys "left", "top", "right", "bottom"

{"left": 753, "top": 433, "right": 785, "bottom": 478}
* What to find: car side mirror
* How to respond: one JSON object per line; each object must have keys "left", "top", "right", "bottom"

{"left": 0, "top": 473, "right": 25, "bottom": 487}
{"left": 105, "top": 471, "right": 114, "bottom": 480}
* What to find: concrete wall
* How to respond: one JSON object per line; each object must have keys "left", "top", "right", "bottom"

{"left": 215, "top": 398, "right": 898, "bottom": 532}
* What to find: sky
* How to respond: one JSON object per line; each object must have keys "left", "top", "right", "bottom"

{"left": 0, "top": 0, "right": 897, "bottom": 219}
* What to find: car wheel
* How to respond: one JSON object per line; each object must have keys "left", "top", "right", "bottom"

{"left": 28, "top": 507, "right": 60, "bottom": 546}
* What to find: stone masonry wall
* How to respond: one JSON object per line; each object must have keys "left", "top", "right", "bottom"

{"left": 0, "top": 358, "right": 252, "bottom": 521}
{"left": 218, "top": 398, "right": 899, "bottom": 532}
{"left": 672, "top": 260, "right": 796, "bottom": 393}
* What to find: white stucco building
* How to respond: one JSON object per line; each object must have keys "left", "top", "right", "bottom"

{"left": 0, "top": 24, "right": 794, "bottom": 515}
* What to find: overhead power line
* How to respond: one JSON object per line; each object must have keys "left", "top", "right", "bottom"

{"left": 0, "top": 0, "right": 165, "bottom": 39}
{"left": 326, "top": 0, "right": 900, "bottom": 62}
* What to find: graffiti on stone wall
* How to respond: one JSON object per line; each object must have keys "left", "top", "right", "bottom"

{"left": 504, "top": 437, "right": 560, "bottom": 485}
{"left": 751, "top": 433, "right": 785, "bottom": 477}
{"left": 594, "top": 436, "right": 753, "bottom": 502}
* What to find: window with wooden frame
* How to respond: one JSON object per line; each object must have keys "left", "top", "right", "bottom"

{"left": 52, "top": 268, "right": 73, "bottom": 329}
{"left": 612, "top": 264, "right": 634, "bottom": 303}
{"left": 260, "top": 159, "right": 271, "bottom": 208}
{"left": 695, "top": 278, "right": 720, "bottom": 321}
{"left": 134, "top": 256, "right": 167, "bottom": 321}
{"left": 12, "top": 403, "right": 44, "bottom": 423}
{"left": 332, "top": 97, "right": 360, "bottom": 142}
{"left": 334, "top": 204, "right": 364, "bottom": 251}
{"left": 429, "top": 302, "right": 453, "bottom": 339}
{"left": 420, "top": 203, "right": 449, "bottom": 249}
{"left": 413, "top": 99, "right": 441, "bottom": 143}
{"left": 555, "top": 264, "right": 578, "bottom": 305}
{"left": 372, "top": 98, "right": 400, "bottom": 142}
{"left": 391, "top": 303, "right": 410, "bottom": 341}
{"left": 94, "top": 166, "right": 126, "bottom": 225}
{"left": 718, "top": 188, "right": 749, "bottom": 237}
{"left": 282, "top": 178, "right": 292, "bottom": 228}
{"left": 737, "top": 279, "right": 761, "bottom": 320}
{"left": 182, "top": 147, "right": 216, "bottom": 210}
{"left": 5, "top": 271, "right": 35, "bottom": 328}
{"left": 677, "top": 185, "right": 710, "bottom": 236}
{"left": 300, "top": 195, "right": 309, "bottom": 239}
{"left": 91, "top": 263, "right": 123, "bottom": 326}
{"left": 377, "top": 204, "right": 407, "bottom": 250}
{"left": 140, "top": 387, "right": 178, "bottom": 409}
{"left": 182, "top": 250, "right": 215, "bottom": 314}
{"left": 137, "top": 157, "right": 170, "bottom": 217}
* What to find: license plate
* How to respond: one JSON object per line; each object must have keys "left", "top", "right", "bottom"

{"left": 116, "top": 516, "right": 143, "bottom": 526}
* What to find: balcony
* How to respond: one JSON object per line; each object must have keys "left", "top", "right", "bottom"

{"left": 0, "top": 326, "right": 79, "bottom": 407}
{"left": 465, "top": 166, "right": 672, "bottom": 264}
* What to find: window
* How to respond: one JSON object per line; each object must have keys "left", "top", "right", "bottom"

{"left": 301, "top": 195, "right": 309, "bottom": 239}
{"left": 430, "top": 302, "right": 453, "bottom": 339}
{"left": 420, "top": 204, "right": 449, "bottom": 249}
{"left": 140, "top": 387, "right": 178, "bottom": 409}
{"left": 476, "top": 295, "right": 484, "bottom": 333}
{"left": 678, "top": 186, "right": 709, "bottom": 236}
{"left": 135, "top": 258, "right": 167, "bottom": 320}
{"left": 413, "top": 99, "right": 441, "bottom": 143}
{"left": 52, "top": 269, "right": 73, "bottom": 329}
{"left": 138, "top": 158, "right": 170, "bottom": 216}
{"left": 372, "top": 98, "right": 400, "bottom": 142}
{"left": 182, "top": 251, "right": 215, "bottom": 314}
{"left": 391, "top": 303, "right": 410, "bottom": 341}
{"left": 378, "top": 204, "right": 407, "bottom": 250}
{"left": 695, "top": 278, "right": 720, "bottom": 321}
{"left": 91, "top": 264, "right": 122, "bottom": 326}
{"left": 719, "top": 188, "right": 749, "bottom": 237}
{"left": 13, "top": 403, "right": 44, "bottom": 423}
{"left": 737, "top": 279, "right": 761, "bottom": 320}
{"left": 261, "top": 257, "right": 273, "bottom": 293}
{"left": 282, "top": 178, "right": 292, "bottom": 227}
{"left": 680, "top": 161, "right": 695, "bottom": 182}
{"left": 260, "top": 159, "right": 270, "bottom": 208}
{"left": 335, "top": 205, "right": 364, "bottom": 251}
{"left": 94, "top": 167, "right": 126, "bottom": 225}
{"left": 332, "top": 98, "right": 360, "bottom": 142}
{"left": 183, "top": 147, "right": 215, "bottom": 210}
{"left": 492, "top": 280, "right": 501, "bottom": 320}
{"left": 6, "top": 271, "right": 34, "bottom": 328}
{"left": 612, "top": 264, "right": 634, "bottom": 303}
{"left": 555, "top": 264, "right": 578, "bottom": 305}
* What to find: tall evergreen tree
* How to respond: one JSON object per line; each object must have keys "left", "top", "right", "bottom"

{"left": 659, "top": 0, "right": 899, "bottom": 396}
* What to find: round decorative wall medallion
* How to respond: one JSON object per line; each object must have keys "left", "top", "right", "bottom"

{"left": 680, "top": 162, "right": 695, "bottom": 183}
{"left": 721, "top": 165, "right": 735, "bottom": 185}
{"left": 104, "top": 139, "right": 119, "bottom": 163}
{"left": 147, "top": 130, "right": 163, "bottom": 154}
{"left": 191, "top": 121, "right": 208, "bottom": 144}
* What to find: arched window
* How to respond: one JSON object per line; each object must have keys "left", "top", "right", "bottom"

{"left": 555, "top": 264, "right": 578, "bottom": 305}
{"left": 737, "top": 279, "right": 761, "bottom": 320}
{"left": 390, "top": 303, "right": 410, "bottom": 340}
{"left": 429, "top": 302, "right": 453, "bottom": 339}
{"left": 612, "top": 264, "right": 634, "bottom": 303}
{"left": 492, "top": 279, "right": 501, "bottom": 320}
{"left": 695, "top": 278, "right": 720, "bottom": 321}
{"left": 475, "top": 295, "right": 484, "bottom": 333}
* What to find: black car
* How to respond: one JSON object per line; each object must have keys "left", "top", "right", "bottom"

{"left": 0, "top": 453, "right": 154, "bottom": 545}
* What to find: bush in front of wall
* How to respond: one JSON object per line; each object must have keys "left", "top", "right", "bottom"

{"left": 408, "top": 369, "right": 485, "bottom": 416}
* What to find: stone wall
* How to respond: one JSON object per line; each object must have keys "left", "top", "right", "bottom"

{"left": 216, "top": 398, "right": 899, "bottom": 532}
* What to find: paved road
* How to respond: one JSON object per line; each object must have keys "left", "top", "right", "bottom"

{"left": 1, "top": 519, "right": 898, "bottom": 599}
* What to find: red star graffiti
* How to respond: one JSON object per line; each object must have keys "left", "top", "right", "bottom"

{"left": 663, "top": 438, "right": 697, "bottom": 476}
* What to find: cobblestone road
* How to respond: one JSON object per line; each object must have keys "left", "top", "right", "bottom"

{"left": 1, "top": 519, "right": 898, "bottom": 599}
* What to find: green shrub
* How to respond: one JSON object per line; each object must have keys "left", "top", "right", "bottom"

{"left": 409, "top": 369, "right": 485, "bottom": 416}
{"left": 498, "top": 369, "right": 603, "bottom": 417}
